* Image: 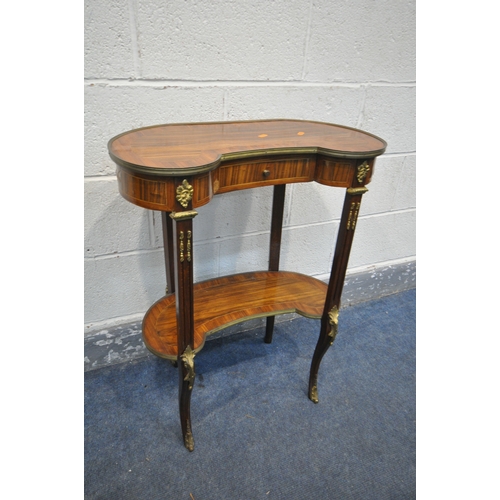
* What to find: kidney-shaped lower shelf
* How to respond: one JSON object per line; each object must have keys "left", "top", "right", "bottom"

{"left": 142, "top": 271, "right": 328, "bottom": 359}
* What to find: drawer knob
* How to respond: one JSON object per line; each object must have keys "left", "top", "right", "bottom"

{"left": 262, "top": 169, "right": 270, "bottom": 178}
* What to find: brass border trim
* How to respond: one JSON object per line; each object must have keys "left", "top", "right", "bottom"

{"left": 108, "top": 119, "right": 387, "bottom": 177}
{"left": 141, "top": 271, "right": 328, "bottom": 361}
{"left": 142, "top": 308, "right": 325, "bottom": 362}
{"left": 111, "top": 147, "right": 385, "bottom": 177}
{"left": 108, "top": 118, "right": 387, "bottom": 147}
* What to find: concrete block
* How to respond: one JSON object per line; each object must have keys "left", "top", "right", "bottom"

{"left": 85, "top": 251, "right": 165, "bottom": 326}
{"left": 360, "top": 154, "right": 409, "bottom": 216}
{"left": 84, "top": 0, "right": 135, "bottom": 78}
{"left": 85, "top": 239, "right": 220, "bottom": 327}
{"left": 136, "top": 0, "right": 309, "bottom": 80}
{"left": 192, "top": 240, "right": 220, "bottom": 282}
{"left": 84, "top": 178, "right": 152, "bottom": 258}
{"left": 148, "top": 189, "right": 278, "bottom": 285}
{"left": 392, "top": 155, "right": 416, "bottom": 210}
{"left": 84, "top": 322, "right": 150, "bottom": 370}
{"left": 149, "top": 186, "right": 275, "bottom": 246}
{"left": 287, "top": 154, "right": 416, "bottom": 228}
{"left": 218, "top": 232, "right": 270, "bottom": 276}
{"left": 342, "top": 259, "right": 416, "bottom": 308}
{"left": 148, "top": 211, "right": 165, "bottom": 250}
{"left": 287, "top": 182, "right": 346, "bottom": 226}
{"left": 281, "top": 222, "right": 339, "bottom": 277}
{"left": 84, "top": 84, "right": 224, "bottom": 176}
{"left": 360, "top": 85, "right": 416, "bottom": 154}
{"left": 349, "top": 210, "right": 416, "bottom": 268}
{"left": 196, "top": 187, "right": 274, "bottom": 241}
{"left": 226, "top": 85, "right": 363, "bottom": 126}
{"left": 304, "top": 0, "right": 415, "bottom": 83}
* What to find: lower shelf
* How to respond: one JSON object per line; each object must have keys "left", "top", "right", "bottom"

{"left": 143, "top": 271, "right": 328, "bottom": 359}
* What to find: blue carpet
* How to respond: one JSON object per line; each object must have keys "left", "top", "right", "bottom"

{"left": 85, "top": 288, "right": 415, "bottom": 499}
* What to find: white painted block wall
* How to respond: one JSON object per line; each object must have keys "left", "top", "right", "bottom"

{"left": 84, "top": 0, "right": 416, "bottom": 332}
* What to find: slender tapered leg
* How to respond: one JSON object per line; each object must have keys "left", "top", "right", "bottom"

{"left": 161, "top": 211, "right": 175, "bottom": 295}
{"left": 308, "top": 179, "right": 369, "bottom": 403}
{"left": 264, "top": 184, "right": 286, "bottom": 343}
{"left": 170, "top": 198, "right": 198, "bottom": 451}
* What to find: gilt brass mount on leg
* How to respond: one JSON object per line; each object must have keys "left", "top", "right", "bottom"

{"left": 347, "top": 202, "right": 360, "bottom": 230}
{"left": 309, "top": 377, "right": 319, "bottom": 404}
{"left": 328, "top": 305, "right": 339, "bottom": 346}
{"left": 179, "top": 231, "right": 185, "bottom": 262}
{"left": 179, "top": 345, "right": 196, "bottom": 452}
{"left": 184, "top": 421, "right": 194, "bottom": 452}
{"left": 176, "top": 230, "right": 193, "bottom": 263}
{"left": 180, "top": 345, "right": 196, "bottom": 390}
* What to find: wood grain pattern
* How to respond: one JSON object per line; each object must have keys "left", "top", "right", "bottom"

{"left": 216, "top": 155, "right": 314, "bottom": 193}
{"left": 116, "top": 167, "right": 176, "bottom": 210}
{"left": 142, "top": 271, "right": 327, "bottom": 359}
{"left": 110, "top": 121, "right": 386, "bottom": 211}
{"left": 314, "top": 157, "right": 356, "bottom": 187}
{"left": 193, "top": 172, "right": 212, "bottom": 206}
{"left": 109, "top": 119, "right": 386, "bottom": 174}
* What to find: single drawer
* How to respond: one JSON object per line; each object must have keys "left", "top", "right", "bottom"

{"left": 215, "top": 155, "right": 315, "bottom": 193}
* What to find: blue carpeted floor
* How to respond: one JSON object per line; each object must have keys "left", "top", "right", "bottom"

{"left": 85, "top": 288, "right": 415, "bottom": 499}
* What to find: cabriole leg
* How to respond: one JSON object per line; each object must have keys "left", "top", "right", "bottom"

{"left": 308, "top": 182, "right": 368, "bottom": 403}
{"left": 308, "top": 309, "right": 339, "bottom": 403}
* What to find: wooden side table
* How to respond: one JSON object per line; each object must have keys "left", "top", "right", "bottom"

{"left": 108, "top": 119, "right": 387, "bottom": 451}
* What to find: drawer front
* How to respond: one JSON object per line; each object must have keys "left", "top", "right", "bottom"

{"left": 215, "top": 156, "right": 315, "bottom": 193}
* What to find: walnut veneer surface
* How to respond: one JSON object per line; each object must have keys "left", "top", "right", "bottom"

{"left": 108, "top": 119, "right": 386, "bottom": 173}
{"left": 144, "top": 271, "right": 328, "bottom": 359}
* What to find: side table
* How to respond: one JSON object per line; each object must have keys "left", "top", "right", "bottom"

{"left": 108, "top": 119, "right": 387, "bottom": 451}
